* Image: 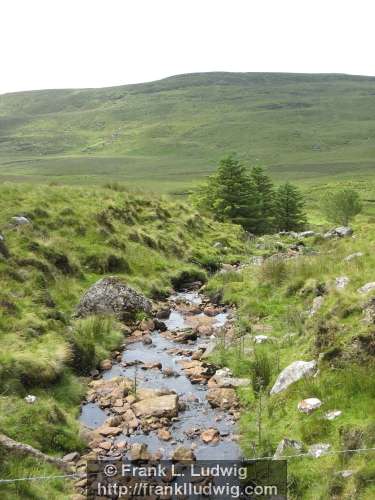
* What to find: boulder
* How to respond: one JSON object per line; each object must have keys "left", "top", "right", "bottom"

{"left": 363, "top": 298, "right": 375, "bottom": 323}
{"left": 297, "top": 230, "right": 315, "bottom": 238}
{"left": 308, "top": 296, "right": 324, "bottom": 317}
{"left": 76, "top": 277, "right": 152, "bottom": 320}
{"left": 324, "top": 227, "right": 353, "bottom": 239}
{"left": 132, "top": 394, "right": 179, "bottom": 418}
{"left": 344, "top": 252, "right": 363, "bottom": 262}
{"left": 201, "top": 428, "right": 220, "bottom": 444}
{"left": 206, "top": 388, "right": 238, "bottom": 410}
{"left": 358, "top": 282, "right": 375, "bottom": 295}
{"left": 62, "top": 451, "right": 80, "bottom": 462}
{"left": 0, "top": 234, "right": 9, "bottom": 259}
{"left": 335, "top": 276, "right": 350, "bottom": 290}
{"left": 99, "top": 359, "right": 112, "bottom": 370}
{"left": 129, "top": 443, "right": 150, "bottom": 461}
{"left": 270, "top": 360, "right": 317, "bottom": 395}
{"left": 273, "top": 438, "right": 303, "bottom": 459}
{"left": 308, "top": 443, "right": 331, "bottom": 458}
{"left": 11, "top": 216, "right": 31, "bottom": 226}
{"left": 297, "top": 398, "right": 322, "bottom": 414}
{"left": 171, "top": 446, "right": 196, "bottom": 462}
{"left": 209, "top": 368, "right": 250, "bottom": 388}
{"left": 157, "top": 428, "right": 172, "bottom": 441}
{"left": 324, "top": 410, "right": 342, "bottom": 421}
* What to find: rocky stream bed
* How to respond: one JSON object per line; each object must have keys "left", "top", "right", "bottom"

{"left": 72, "top": 289, "right": 249, "bottom": 496}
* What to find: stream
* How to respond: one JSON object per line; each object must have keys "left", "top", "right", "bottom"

{"left": 79, "top": 290, "right": 241, "bottom": 461}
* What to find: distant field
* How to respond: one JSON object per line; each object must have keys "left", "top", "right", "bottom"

{"left": 1, "top": 72, "right": 375, "bottom": 194}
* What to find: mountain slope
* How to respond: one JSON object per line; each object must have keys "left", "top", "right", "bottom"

{"left": 1, "top": 72, "right": 375, "bottom": 191}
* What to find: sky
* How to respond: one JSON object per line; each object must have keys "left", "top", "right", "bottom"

{"left": 1, "top": 0, "right": 375, "bottom": 95}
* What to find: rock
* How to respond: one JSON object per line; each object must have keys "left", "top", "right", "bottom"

{"left": 309, "top": 296, "right": 324, "bottom": 317}
{"left": 344, "top": 252, "right": 364, "bottom": 262}
{"left": 90, "top": 369, "right": 100, "bottom": 379}
{"left": 358, "top": 282, "right": 375, "bottom": 295}
{"left": 171, "top": 446, "right": 196, "bottom": 461}
{"left": 132, "top": 394, "right": 179, "bottom": 418}
{"left": 142, "top": 335, "right": 152, "bottom": 345}
{"left": 140, "top": 319, "right": 155, "bottom": 331}
{"left": 270, "top": 360, "right": 317, "bottom": 395}
{"left": 254, "top": 335, "right": 269, "bottom": 344}
{"left": 200, "top": 336, "right": 217, "bottom": 359}
{"left": 97, "top": 426, "right": 122, "bottom": 437}
{"left": 76, "top": 277, "right": 152, "bottom": 320}
{"left": 297, "top": 230, "right": 315, "bottom": 238}
{"left": 209, "top": 368, "right": 250, "bottom": 388}
{"left": 100, "top": 359, "right": 112, "bottom": 370}
{"left": 206, "top": 388, "right": 238, "bottom": 410}
{"left": 191, "top": 350, "right": 203, "bottom": 361}
{"left": 24, "top": 395, "right": 37, "bottom": 404}
{"left": 62, "top": 451, "right": 80, "bottom": 462}
{"left": 162, "top": 367, "right": 177, "bottom": 378}
{"left": 129, "top": 443, "right": 150, "bottom": 461}
{"left": 324, "top": 410, "right": 342, "bottom": 421}
{"left": 156, "top": 308, "right": 171, "bottom": 319}
{"left": 335, "top": 276, "right": 350, "bottom": 290}
{"left": 297, "top": 398, "right": 322, "bottom": 414}
{"left": 153, "top": 318, "right": 167, "bottom": 331}
{"left": 273, "top": 438, "right": 303, "bottom": 459}
{"left": 363, "top": 298, "right": 375, "bottom": 323}
{"left": 141, "top": 362, "right": 162, "bottom": 370}
{"left": 336, "top": 470, "right": 354, "bottom": 478}
{"left": 0, "top": 234, "right": 9, "bottom": 258}
{"left": 11, "top": 216, "right": 31, "bottom": 226}
{"left": 174, "top": 329, "right": 197, "bottom": 343}
{"left": 157, "top": 428, "right": 172, "bottom": 441}
{"left": 324, "top": 227, "right": 353, "bottom": 239}
{"left": 201, "top": 428, "right": 220, "bottom": 444}
{"left": 308, "top": 443, "right": 331, "bottom": 458}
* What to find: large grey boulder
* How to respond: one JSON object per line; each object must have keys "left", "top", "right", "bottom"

{"left": 76, "top": 277, "right": 152, "bottom": 320}
{"left": 270, "top": 360, "right": 317, "bottom": 395}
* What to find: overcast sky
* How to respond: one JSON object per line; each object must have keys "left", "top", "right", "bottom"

{"left": 1, "top": 0, "right": 374, "bottom": 95}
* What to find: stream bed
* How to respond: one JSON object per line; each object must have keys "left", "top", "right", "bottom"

{"left": 79, "top": 291, "right": 241, "bottom": 461}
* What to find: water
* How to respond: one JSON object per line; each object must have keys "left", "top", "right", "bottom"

{"left": 79, "top": 292, "right": 241, "bottom": 460}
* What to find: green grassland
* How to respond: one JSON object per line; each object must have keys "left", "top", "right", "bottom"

{"left": 0, "top": 182, "right": 244, "bottom": 498}
{"left": 1, "top": 72, "right": 375, "bottom": 192}
{"left": 205, "top": 212, "right": 375, "bottom": 499}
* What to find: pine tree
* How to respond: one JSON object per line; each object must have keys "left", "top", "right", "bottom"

{"left": 197, "top": 155, "right": 259, "bottom": 231}
{"left": 275, "top": 182, "right": 306, "bottom": 231}
{"left": 250, "top": 166, "right": 275, "bottom": 233}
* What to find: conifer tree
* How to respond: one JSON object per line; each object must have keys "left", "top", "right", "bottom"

{"left": 275, "top": 182, "right": 306, "bottom": 231}
{"left": 250, "top": 166, "right": 275, "bottom": 233}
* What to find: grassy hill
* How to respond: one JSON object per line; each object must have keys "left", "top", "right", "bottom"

{"left": 1, "top": 72, "right": 375, "bottom": 192}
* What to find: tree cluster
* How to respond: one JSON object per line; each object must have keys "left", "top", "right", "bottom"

{"left": 195, "top": 156, "right": 306, "bottom": 234}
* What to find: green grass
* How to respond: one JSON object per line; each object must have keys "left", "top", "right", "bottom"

{"left": 1, "top": 72, "right": 375, "bottom": 193}
{"left": 0, "top": 182, "right": 245, "bottom": 498}
{"left": 205, "top": 213, "right": 375, "bottom": 498}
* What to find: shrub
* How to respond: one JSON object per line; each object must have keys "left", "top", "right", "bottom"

{"left": 250, "top": 349, "right": 272, "bottom": 393}
{"left": 259, "top": 258, "right": 288, "bottom": 286}
{"left": 322, "top": 188, "right": 362, "bottom": 225}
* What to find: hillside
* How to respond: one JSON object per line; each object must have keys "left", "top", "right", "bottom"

{"left": 1, "top": 72, "right": 375, "bottom": 191}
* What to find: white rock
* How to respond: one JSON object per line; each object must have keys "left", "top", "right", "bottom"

{"left": 25, "top": 395, "right": 37, "bottom": 404}
{"left": 358, "top": 282, "right": 375, "bottom": 295}
{"left": 11, "top": 216, "right": 31, "bottom": 226}
{"left": 324, "top": 227, "right": 353, "bottom": 239}
{"left": 254, "top": 335, "right": 269, "bottom": 344}
{"left": 344, "top": 252, "right": 364, "bottom": 262}
{"left": 336, "top": 469, "right": 354, "bottom": 478}
{"left": 335, "top": 276, "right": 350, "bottom": 290}
{"left": 308, "top": 443, "right": 331, "bottom": 458}
{"left": 273, "top": 438, "right": 303, "bottom": 459}
{"left": 298, "top": 398, "right": 322, "bottom": 414}
{"left": 270, "top": 360, "right": 317, "bottom": 395}
{"left": 309, "top": 296, "right": 324, "bottom": 317}
{"left": 324, "top": 410, "right": 342, "bottom": 421}
{"left": 297, "top": 231, "right": 315, "bottom": 238}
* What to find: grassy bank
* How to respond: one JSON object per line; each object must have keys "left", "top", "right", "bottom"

{"left": 205, "top": 217, "right": 375, "bottom": 499}
{"left": 0, "top": 182, "right": 244, "bottom": 498}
